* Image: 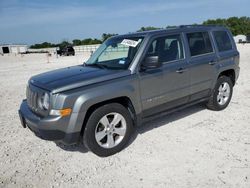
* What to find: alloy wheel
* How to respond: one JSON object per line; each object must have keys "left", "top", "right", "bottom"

{"left": 95, "top": 112, "right": 127, "bottom": 149}
{"left": 217, "top": 82, "right": 231, "bottom": 105}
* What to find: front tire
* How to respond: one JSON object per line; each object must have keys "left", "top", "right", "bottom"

{"left": 83, "top": 103, "right": 134, "bottom": 157}
{"left": 206, "top": 76, "right": 233, "bottom": 111}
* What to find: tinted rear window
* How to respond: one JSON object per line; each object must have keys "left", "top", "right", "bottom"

{"left": 187, "top": 32, "right": 213, "bottom": 56}
{"left": 213, "top": 31, "right": 233, "bottom": 52}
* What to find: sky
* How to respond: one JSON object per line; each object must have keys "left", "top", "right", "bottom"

{"left": 0, "top": 0, "right": 250, "bottom": 45}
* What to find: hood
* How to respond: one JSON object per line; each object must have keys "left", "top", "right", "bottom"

{"left": 30, "top": 65, "right": 131, "bottom": 93}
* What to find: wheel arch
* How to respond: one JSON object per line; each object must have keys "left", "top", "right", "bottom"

{"left": 218, "top": 69, "right": 236, "bottom": 85}
{"left": 80, "top": 96, "right": 137, "bottom": 135}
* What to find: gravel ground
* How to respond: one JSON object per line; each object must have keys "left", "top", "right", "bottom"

{"left": 0, "top": 45, "right": 249, "bottom": 188}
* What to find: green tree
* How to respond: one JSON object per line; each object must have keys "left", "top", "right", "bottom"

{"left": 89, "top": 38, "right": 102, "bottom": 44}
{"left": 30, "top": 42, "right": 56, "bottom": 49}
{"left": 137, "top": 26, "right": 161, "bottom": 32}
{"left": 101, "top": 33, "right": 117, "bottom": 41}
{"left": 203, "top": 16, "right": 250, "bottom": 35}
{"left": 81, "top": 38, "right": 93, "bottom": 45}
{"left": 58, "top": 41, "right": 72, "bottom": 49}
{"left": 166, "top": 25, "right": 177, "bottom": 29}
{"left": 72, "top": 39, "right": 82, "bottom": 46}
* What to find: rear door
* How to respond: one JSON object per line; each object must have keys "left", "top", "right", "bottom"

{"left": 139, "top": 33, "right": 190, "bottom": 117}
{"left": 212, "top": 29, "right": 239, "bottom": 68}
{"left": 185, "top": 31, "right": 217, "bottom": 101}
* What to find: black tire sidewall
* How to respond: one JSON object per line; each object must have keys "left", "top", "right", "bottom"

{"left": 212, "top": 76, "right": 233, "bottom": 110}
{"left": 83, "top": 103, "right": 134, "bottom": 157}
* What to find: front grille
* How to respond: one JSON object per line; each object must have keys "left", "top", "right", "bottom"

{"left": 26, "top": 86, "right": 38, "bottom": 111}
{"left": 26, "top": 84, "right": 49, "bottom": 117}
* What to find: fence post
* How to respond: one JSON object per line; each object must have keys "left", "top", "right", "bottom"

{"left": 47, "top": 52, "right": 50, "bottom": 63}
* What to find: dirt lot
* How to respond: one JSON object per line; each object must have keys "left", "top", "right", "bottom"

{"left": 0, "top": 45, "right": 249, "bottom": 188}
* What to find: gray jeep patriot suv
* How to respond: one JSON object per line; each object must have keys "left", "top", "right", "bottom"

{"left": 19, "top": 25, "right": 240, "bottom": 156}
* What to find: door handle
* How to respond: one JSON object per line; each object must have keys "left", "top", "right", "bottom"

{"left": 208, "top": 61, "right": 216, "bottom": 65}
{"left": 176, "top": 68, "right": 187, "bottom": 73}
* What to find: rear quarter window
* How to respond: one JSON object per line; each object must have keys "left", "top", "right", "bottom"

{"left": 213, "top": 31, "right": 233, "bottom": 52}
{"left": 187, "top": 32, "right": 213, "bottom": 57}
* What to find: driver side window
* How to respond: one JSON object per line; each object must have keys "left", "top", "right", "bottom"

{"left": 146, "top": 34, "right": 184, "bottom": 63}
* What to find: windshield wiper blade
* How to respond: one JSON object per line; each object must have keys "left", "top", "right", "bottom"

{"left": 84, "top": 63, "right": 108, "bottom": 69}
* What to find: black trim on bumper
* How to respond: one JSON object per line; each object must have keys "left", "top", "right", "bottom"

{"left": 26, "top": 123, "right": 80, "bottom": 144}
{"left": 27, "top": 123, "right": 65, "bottom": 141}
{"left": 18, "top": 110, "right": 26, "bottom": 128}
{"left": 18, "top": 100, "right": 81, "bottom": 145}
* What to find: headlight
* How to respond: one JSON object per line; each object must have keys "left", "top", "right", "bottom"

{"left": 40, "top": 93, "right": 50, "bottom": 110}
{"left": 50, "top": 108, "right": 72, "bottom": 117}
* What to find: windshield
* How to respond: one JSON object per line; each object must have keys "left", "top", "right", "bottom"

{"left": 85, "top": 37, "right": 144, "bottom": 70}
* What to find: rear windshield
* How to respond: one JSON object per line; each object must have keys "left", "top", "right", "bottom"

{"left": 213, "top": 31, "right": 233, "bottom": 52}
{"left": 187, "top": 32, "right": 213, "bottom": 57}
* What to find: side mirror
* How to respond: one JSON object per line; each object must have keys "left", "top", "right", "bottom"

{"left": 141, "top": 56, "right": 162, "bottom": 70}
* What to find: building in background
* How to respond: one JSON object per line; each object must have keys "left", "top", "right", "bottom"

{"left": 234, "top": 35, "right": 247, "bottom": 43}
{"left": 0, "top": 44, "right": 28, "bottom": 54}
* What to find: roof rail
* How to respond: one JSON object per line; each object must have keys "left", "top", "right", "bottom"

{"left": 179, "top": 24, "right": 224, "bottom": 28}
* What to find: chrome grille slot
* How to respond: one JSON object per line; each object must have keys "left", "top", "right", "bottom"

{"left": 26, "top": 84, "right": 49, "bottom": 117}
{"left": 26, "top": 86, "right": 31, "bottom": 107}
{"left": 26, "top": 86, "right": 38, "bottom": 111}
{"left": 32, "top": 91, "right": 35, "bottom": 108}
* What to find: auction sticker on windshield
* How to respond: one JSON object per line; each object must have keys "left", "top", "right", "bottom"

{"left": 121, "top": 39, "right": 139, "bottom": 47}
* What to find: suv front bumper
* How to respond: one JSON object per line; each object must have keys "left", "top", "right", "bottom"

{"left": 18, "top": 100, "right": 80, "bottom": 145}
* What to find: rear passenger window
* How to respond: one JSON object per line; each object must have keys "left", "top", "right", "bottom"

{"left": 213, "top": 31, "right": 233, "bottom": 52}
{"left": 187, "top": 32, "right": 213, "bottom": 56}
{"left": 146, "top": 35, "right": 184, "bottom": 63}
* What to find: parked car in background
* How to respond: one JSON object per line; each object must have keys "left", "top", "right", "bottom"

{"left": 19, "top": 25, "right": 240, "bottom": 157}
{"left": 247, "top": 35, "right": 250, "bottom": 43}
{"left": 57, "top": 46, "right": 75, "bottom": 56}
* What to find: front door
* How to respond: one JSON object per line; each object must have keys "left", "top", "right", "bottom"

{"left": 139, "top": 34, "right": 190, "bottom": 117}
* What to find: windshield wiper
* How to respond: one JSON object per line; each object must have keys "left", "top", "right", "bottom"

{"left": 84, "top": 63, "right": 108, "bottom": 69}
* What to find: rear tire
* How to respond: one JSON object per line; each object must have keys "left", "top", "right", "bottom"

{"left": 83, "top": 103, "right": 134, "bottom": 157}
{"left": 206, "top": 76, "right": 233, "bottom": 111}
